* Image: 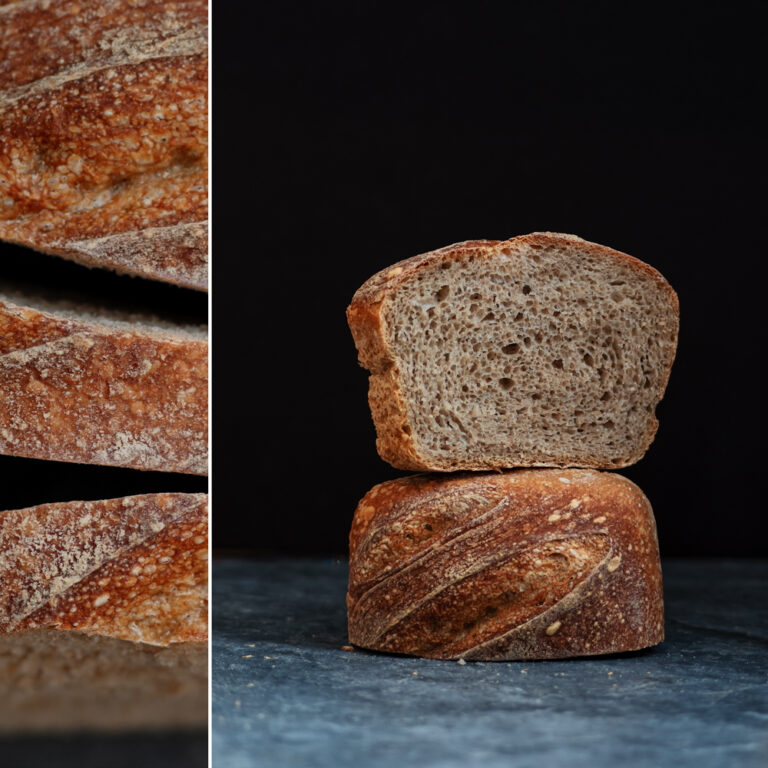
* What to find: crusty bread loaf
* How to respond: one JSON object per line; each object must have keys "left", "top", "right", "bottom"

{"left": 348, "top": 469, "right": 663, "bottom": 660}
{"left": 0, "top": 0, "right": 208, "bottom": 290}
{"left": 0, "top": 492, "right": 208, "bottom": 731}
{"left": 0, "top": 288, "right": 208, "bottom": 474}
{"left": 347, "top": 233, "right": 679, "bottom": 471}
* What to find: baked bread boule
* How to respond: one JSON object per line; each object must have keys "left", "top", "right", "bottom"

{"left": 347, "top": 233, "right": 679, "bottom": 471}
{"left": 348, "top": 469, "right": 663, "bottom": 661}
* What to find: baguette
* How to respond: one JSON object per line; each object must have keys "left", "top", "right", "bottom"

{"left": 348, "top": 469, "right": 663, "bottom": 660}
{"left": 347, "top": 233, "right": 679, "bottom": 471}
{"left": 0, "top": 287, "right": 207, "bottom": 474}
{"left": 0, "top": 492, "right": 207, "bottom": 731}
{"left": 0, "top": 0, "right": 208, "bottom": 290}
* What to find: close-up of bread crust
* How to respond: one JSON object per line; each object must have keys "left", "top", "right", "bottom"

{"left": 0, "top": 292, "right": 208, "bottom": 474}
{"left": 347, "top": 233, "right": 679, "bottom": 472}
{"left": 0, "top": 492, "right": 208, "bottom": 644}
{"left": 0, "top": 0, "right": 208, "bottom": 290}
{"left": 0, "top": 492, "right": 208, "bottom": 731}
{"left": 348, "top": 470, "right": 663, "bottom": 660}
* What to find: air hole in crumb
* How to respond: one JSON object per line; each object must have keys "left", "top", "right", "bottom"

{"left": 553, "top": 310, "right": 561, "bottom": 317}
{"left": 603, "top": 420, "right": 615, "bottom": 429}
{"left": 583, "top": 353, "right": 594, "bottom": 366}
{"left": 499, "top": 378, "right": 513, "bottom": 390}
{"left": 502, "top": 343, "right": 520, "bottom": 354}
{"left": 609, "top": 280, "right": 625, "bottom": 286}
{"left": 440, "top": 262, "right": 451, "bottom": 270}
{"left": 462, "top": 385, "right": 469, "bottom": 392}
{"left": 524, "top": 337, "right": 531, "bottom": 347}
{"left": 600, "top": 391, "right": 611, "bottom": 401}
{"left": 401, "top": 424, "right": 411, "bottom": 434}
{"left": 531, "top": 393, "right": 541, "bottom": 400}
{"left": 470, "top": 293, "right": 482, "bottom": 300}
{"left": 611, "top": 291, "right": 623, "bottom": 303}
{"left": 514, "top": 312, "right": 524, "bottom": 321}
{"left": 436, "top": 285, "right": 449, "bottom": 301}
{"left": 482, "top": 312, "right": 495, "bottom": 321}
{"left": 522, "top": 285, "right": 531, "bottom": 295}
{"left": 552, "top": 359, "right": 563, "bottom": 369}
{"left": 424, "top": 523, "right": 433, "bottom": 530}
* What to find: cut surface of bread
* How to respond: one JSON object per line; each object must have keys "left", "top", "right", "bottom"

{"left": 0, "top": 492, "right": 208, "bottom": 730}
{"left": 0, "top": 288, "right": 208, "bottom": 474}
{"left": 347, "top": 233, "right": 679, "bottom": 471}
{"left": 348, "top": 470, "right": 663, "bottom": 661}
{"left": 0, "top": 0, "right": 208, "bottom": 290}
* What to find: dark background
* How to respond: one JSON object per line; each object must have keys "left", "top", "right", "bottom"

{"left": 213, "top": 1, "right": 765, "bottom": 557}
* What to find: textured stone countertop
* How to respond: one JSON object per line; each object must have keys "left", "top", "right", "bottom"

{"left": 213, "top": 558, "right": 767, "bottom": 768}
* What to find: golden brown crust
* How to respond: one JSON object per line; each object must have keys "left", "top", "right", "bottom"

{"left": 0, "top": 493, "right": 208, "bottom": 647}
{"left": 348, "top": 470, "right": 663, "bottom": 660}
{"left": 0, "top": 0, "right": 208, "bottom": 290}
{"left": 0, "top": 295, "right": 208, "bottom": 474}
{"left": 346, "top": 233, "right": 679, "bottom": 471}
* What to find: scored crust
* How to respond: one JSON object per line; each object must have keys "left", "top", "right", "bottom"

{"left": 0, "top": 0, "right": 208, "bottom": 290}
{"left": 0, "top": 492, "right": 208, "bottom": 731}
{"left": 0, "top": 493, "right": 208, "bottom": 646}
{"left": 0, "top": 292, "right": 208, "bottom": 474}
{"left": 348, "top": 469, "right": 663, "bottom": 661}
{"left": 347, "top": 233, "right": 679, "bottom": 472}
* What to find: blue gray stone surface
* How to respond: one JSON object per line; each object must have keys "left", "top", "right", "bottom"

{"left": 213, "top": 558, "right": 768, "bottom": 768}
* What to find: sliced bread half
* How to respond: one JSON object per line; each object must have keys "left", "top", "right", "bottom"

{"left": 347, "top": 233, "right": 679, "bottom": 471}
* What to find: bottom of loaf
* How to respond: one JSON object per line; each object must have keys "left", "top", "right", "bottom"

{"left": 0, "top": 630, "right": 207, "bottom": 732}
{"left": 347, "top": 469, "right": 665, "bottom": 661}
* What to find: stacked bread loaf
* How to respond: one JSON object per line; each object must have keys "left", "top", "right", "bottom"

{"left": 0, "top": 0, "right": 208, "bottom": 729}
{"left": 346, "top": 233, "right": 678, "bottom": 660}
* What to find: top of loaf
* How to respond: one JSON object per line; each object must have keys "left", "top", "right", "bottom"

{"left": 349, "top": 233, "right": 674, "bottom": 309}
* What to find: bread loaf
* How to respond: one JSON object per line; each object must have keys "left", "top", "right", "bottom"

{"left": 0, "top": 0, "right": 208, "bottom": 290}
{"left": 347, "top": 233, "right": 679, "bottom": 471}
{"left": 0, "top": 492, "right": 207, "bottom": 730}
{"left": 348, "top": 469, "right": 663, "bottom": 660}
{"left": 0, "top": 288, "right": 208, "bottom": 474}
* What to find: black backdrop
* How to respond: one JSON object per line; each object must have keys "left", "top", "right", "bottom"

{"left": 4, "top": 3, "right": 760, "bottom": 557}
{"left": 214, "top": 1, "right": 765, "bottom": 556}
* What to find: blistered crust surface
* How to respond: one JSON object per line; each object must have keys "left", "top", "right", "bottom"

{"left": 0, "top": 297, "right": 208, "bottom": 474}
{"left": 0, "top": 0, "right": 208, "bottom": 290}
{"left": 0, "top": 493, "right": 208, "bottom": 647}
{"left": 348, "top": 469, "right": 664, "bottom": 660}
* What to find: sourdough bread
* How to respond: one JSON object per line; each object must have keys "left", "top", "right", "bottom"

{"left": 0, "top": 0, "right": 208, "bottom": 290}
{"left": 0, "top": 492, "right": 208, "bottom": 731}
{"left": 0, "top": 288, "right": 208, "bottom": 474}
{"left": 348, "top": 469, "right": 663, "bottom": 660}
{"left": 347, "top": 233, "right": 679, "bottom": 471}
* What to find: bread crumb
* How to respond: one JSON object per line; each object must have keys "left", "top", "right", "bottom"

{"left": 341, "top": 645, "right": 355, "bottom": 652}
{"left": 546, "top": 620, "right": 562, "bottom": 636}
{"left": 457, "top": 658, "right": 467, "bottom": 665}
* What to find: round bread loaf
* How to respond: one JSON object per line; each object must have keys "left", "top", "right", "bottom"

{"left": 348, "top": 469, "right": 663, "bottom": 660}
